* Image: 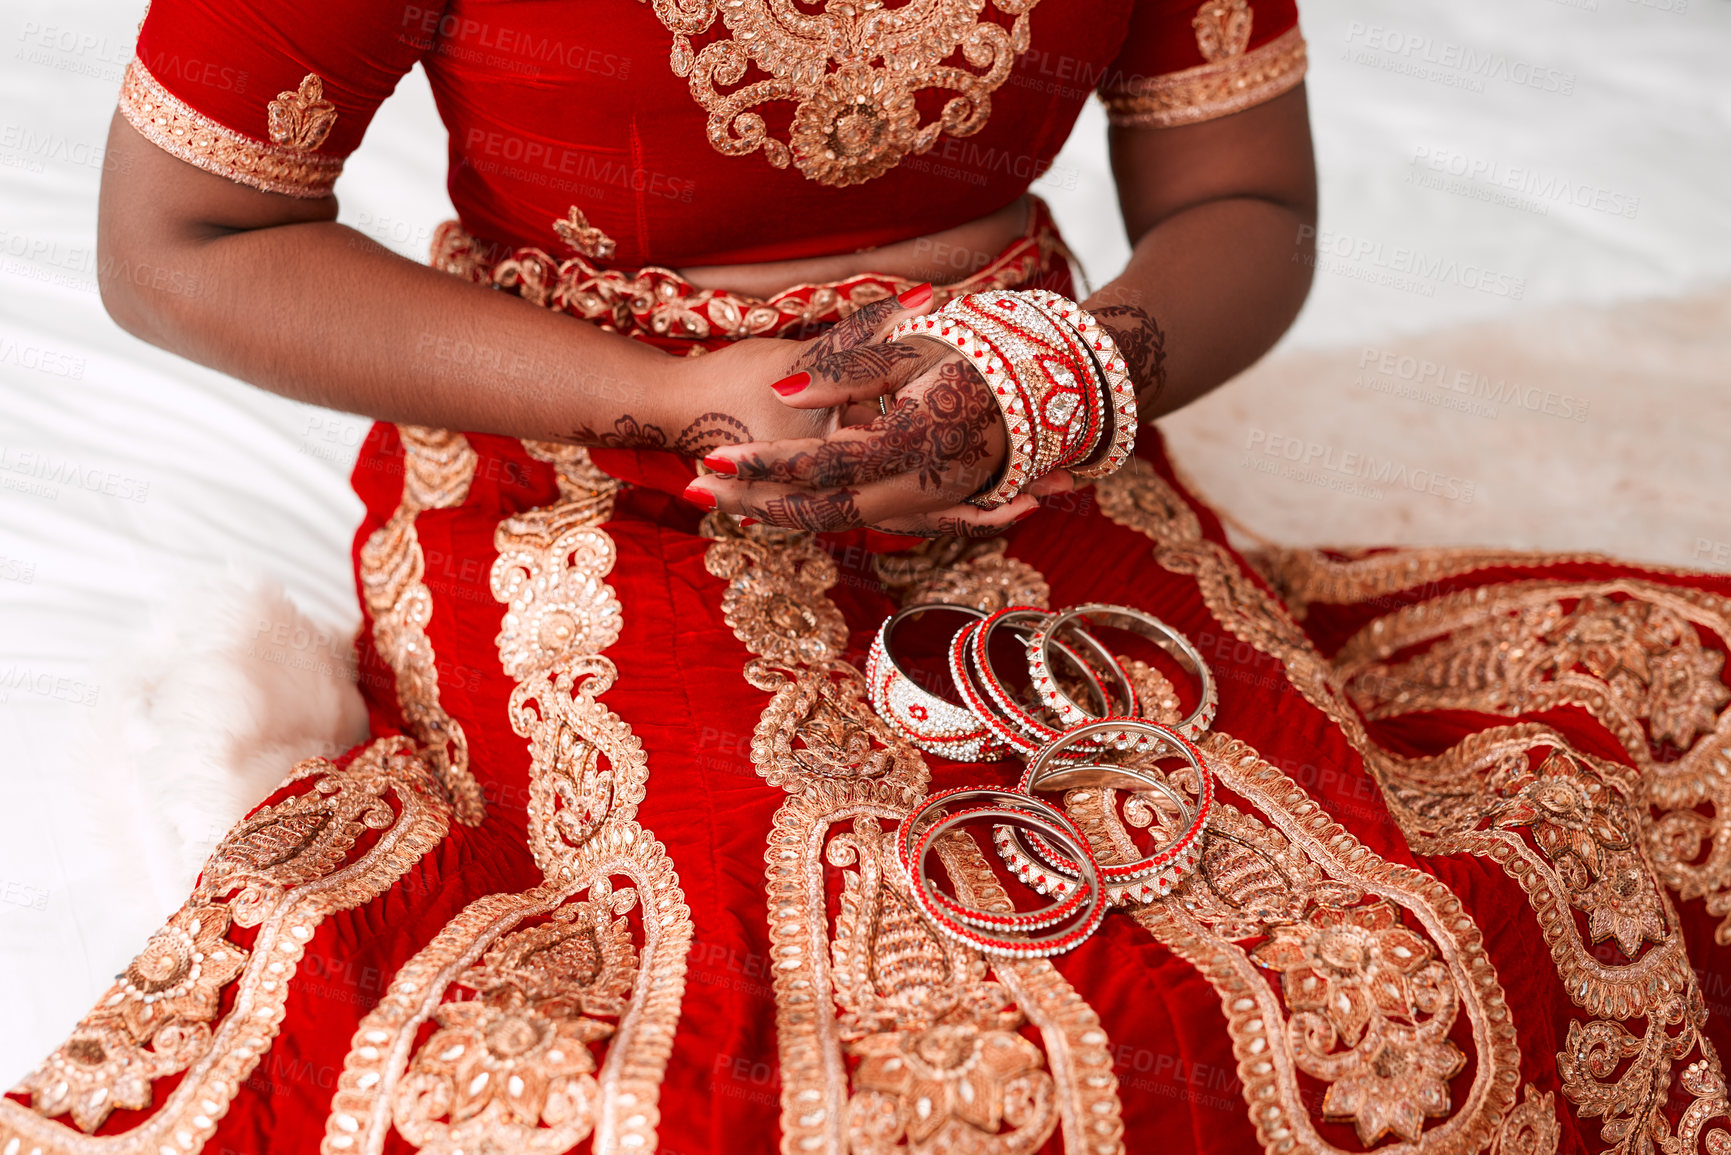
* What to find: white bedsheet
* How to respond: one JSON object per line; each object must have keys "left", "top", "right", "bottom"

{"left": 2, "top": 0, "right": 1728, "bottom": 1080}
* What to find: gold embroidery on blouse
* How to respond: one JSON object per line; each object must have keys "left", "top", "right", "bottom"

{"left": 1193, "top": 0, "right": 1253, "bottom": 62}
{"left": 702, "top": 516, "right": 1126, "bottom": 1154}
{"left": 3, "top": 739, "right": 450, "bottom": 1151}
{"left": 325, "top": 443, "right": 691, "bottom": 1155}
{"left": 359, "top": 427, "right": 486, "bottom": 825}
{"left": 118, "top": 59, "right": 344, "bottom": 197}
{"left": 1100, "top": 25, "right": 1307, "bottom": 129}
{"left": 267, "top": 74, "right": 338, "bottom": 151}
{"left": 431, "top": 203, "right": 1068, "bottom": 340}
{"left": 640, "top": 0, "right": 1044, "bottom": 186}
{"left": 1095, "top": 459, "right": 1731, "bottom": 1154}
{"left": 553, "top": 206, "right": 619, "bottom": 261}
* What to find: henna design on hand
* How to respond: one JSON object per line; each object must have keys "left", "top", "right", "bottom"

{"left": 750, "top": 489, "right": 864, "bottom": 533}
{"left": 1093, "top": 303, "right": 1167, "bottom": 409}
{"left": 673, "top": 412, "right": 753, "bottom": 455}
{"left": 728, "top": 356, "right": 1001, "bottom": 496}
{"left": 567, "top": 412, "right": 754, "bottom": 453}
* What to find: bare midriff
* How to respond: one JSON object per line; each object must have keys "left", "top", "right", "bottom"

{"left": 675, "top": 196, "right": 1032, "bottom": 296}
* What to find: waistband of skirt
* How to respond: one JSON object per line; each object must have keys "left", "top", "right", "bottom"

{"left": 429, "top": 199, "right": 1073, "bottom": 347}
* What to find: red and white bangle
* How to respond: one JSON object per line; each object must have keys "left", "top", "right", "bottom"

{"left": 867, "top": 603, "right": 1007, "bottom": 762}
{"left": 1028, "top": 604, "right": 1216, "bottom": 740}
{"left": 897, "top": 787, "right": 1107, "bottom": 957}
{"left": 1021, "top": 290, "right": 1138, "bottom": 478}
{"left": 1001, "top": 720, "right": 1214, "bottom": 905}
{"left": 957, "top": 607, "right": 1131, "bottom": 756}
{"left": 954, "top": 294, "right": 1102, "bottom": 475}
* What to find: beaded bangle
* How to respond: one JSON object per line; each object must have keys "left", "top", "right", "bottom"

{"left": 1021, "top": 291, "right": 1139, "bottom": 477}
{"left": 897, "top": 787, "right": 1107, "bottom": 957}
{"left": 867, "top": 603, "right": 1006, "bottom": 761}
{"left": 1029, "top": 604, "right": 1216, "bottom": 740}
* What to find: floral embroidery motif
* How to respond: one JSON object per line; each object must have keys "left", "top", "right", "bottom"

{"left": 4, "top": 739, "right": 451, "bottom": 1152}
{"left": 266, "top": 74, "right": 338, "bottom": 151}
{"left": 359, "top": 427, "right": 486, "bottom": 824}
{"left": 1099, "top": 26, "right": 1308, "bottom": 129}
{"left": 1492, "top": 1086, "right": 1561, "bottom": 1155}
{"left": 703, "top": 516, "right": 1125, "bottom": 1155}
{"left": 118, "top": 59, "right": 344, "bottom": 197}
{"left": 325, "top": 442, "right": 691, "bottom": 1155}
{"left": 1250, "top": 900, "right": 1465, "bottom": 1145}
{"left": 642, "top": 0, "right": 1043, "bottom": 186}
{"left": 553, "top": 206, "right": 617, "bottom": 261}
{"left": 1193, "top": 0, "right": 1253, "bottom": 61}
{"left": 391, "top": 888, "right": 637, "bottom": 1150}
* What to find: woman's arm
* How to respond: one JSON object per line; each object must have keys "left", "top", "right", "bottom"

{"left": 96, "top": 112, "right": 833, "bottom": 452}
{"left": 1090, "top": 84, "right": 1317, "bottom": 418}
{"left": 694, "top": 85, "right": 1318, "bottom": 528}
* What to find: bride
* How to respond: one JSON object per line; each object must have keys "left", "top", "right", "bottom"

{"left": 6, "top": 0, "right": 1728, "bottom": 1151}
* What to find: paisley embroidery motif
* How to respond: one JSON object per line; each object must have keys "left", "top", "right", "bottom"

{"left": 1192, "top": 0, "right": 1253, "bottom": 61}
{"left": 325, "top": 443, "right": 692, "bottom": 1155}
{"left": 359, "top": 426, "right": 486, "bottom": 825}
{"left": 642, "top": 0, "right": 1043, "bottom": 186}
{"left": 702, "top": 516, "right": 1125, "bottom": 1155}
{"left": 3, "top": 739, "right": 451, "bottom": 1152}
{"left": 266, "top": 74, "right": 338, "bottom": 151}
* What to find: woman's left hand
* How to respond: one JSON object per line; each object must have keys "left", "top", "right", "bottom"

{"left": 690, "top": 333, "right": 1071, "bottom": 536}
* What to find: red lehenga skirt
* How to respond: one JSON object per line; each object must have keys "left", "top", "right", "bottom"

{"left": 7, "top": 205, "right": 1731, "bottom": 1155}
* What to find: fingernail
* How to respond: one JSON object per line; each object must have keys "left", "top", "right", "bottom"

{"left": 1014, "top": 505, "right": 1040, "bottom": 522}
{"left": 771, "top": 371, "right": 810, "bottom": 396}
{"left": 897, "top": 282, "right": 933, "bottom": 309}
{"left": 702, "top": 454, "right": 738, "bottom": 476}
{"left": 738, "top": 518, "right": 758, "bottom": 528}
{"left": 681, "top": 483, "right": 717, "bottom": 512}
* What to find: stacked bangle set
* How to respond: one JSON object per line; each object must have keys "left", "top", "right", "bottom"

{"left": 867, "top": 600, "right": 1220, "bottom": 957}
{"left": 889, "top": 290, "right": 1139, "bottom": 507}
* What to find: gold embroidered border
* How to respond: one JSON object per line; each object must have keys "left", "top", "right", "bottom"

{"left": 1249, "top": 545, "right": 1724, "bottom": 621}
{"left": 3, "top": 739, "right": 451, "bottom": 1153}
{"left": 358, "top": 427, "right": 485, "bottom": 825}
{"left": 325, "top": 442, "right": 692, "bottom": 1155}
{"left": 702, "top": 517, "right": 1125, "bottom": 1155}
{"left": 118, "top": 59, "right": 343, "bottom": 198}
{"left": 1101, "top": 27, "right": 1307, "bottom": 129}
{"left": 1095, "top": 459, "right": 1731, "bottom": 1154}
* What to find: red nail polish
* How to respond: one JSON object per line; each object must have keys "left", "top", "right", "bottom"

{"left": 738, "top": 518, "right": 758, "bottom": 528}
{"left": 1013, "top": 505, "right": 1040, "bottom": 522}
{"left": 682, "top": 483, "right": 717, "bottom": 512}
{"left": 897, "top": 282, "right": 933, "bottom": 309}
{"left": 771, "top": 371, "right": 810, "bottom": 396}
{"left": 702, "top": 454, "right": 738, "bottom": 476}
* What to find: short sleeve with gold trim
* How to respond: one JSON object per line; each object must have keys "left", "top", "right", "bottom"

{"left": 1098, "top": 0, "right": 1306, "bottom": 129}
{"left": 120, "top": 0, "right": 438, "bottom": 197}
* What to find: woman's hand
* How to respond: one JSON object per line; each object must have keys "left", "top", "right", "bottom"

{"left": 685, "top": 291, "right": 1070, "bottom": 536}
